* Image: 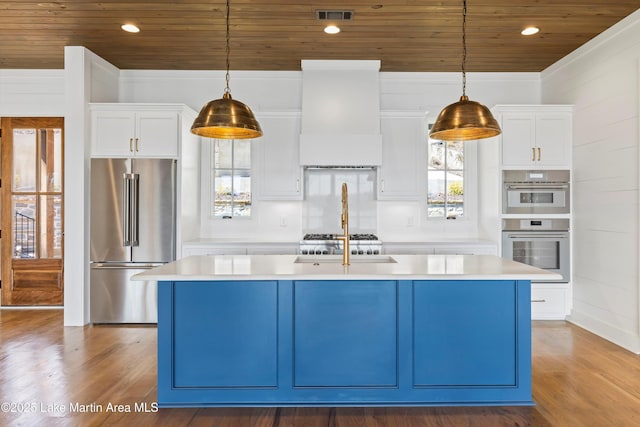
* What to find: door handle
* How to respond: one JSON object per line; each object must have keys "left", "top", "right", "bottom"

{"left": 537, "top": 147, "right": 541, "bottom": 161}
{"left": 507, "top": 234, "right": 568, "bottom": 239}
{"left": 135, "top": 137, "right": 139, "bottom": 152}
{"left": 531, "top": 147, "right": 535, "bottom": 161}
{"left": 129, "top": 138, "right": 133, "bottom": 152}
{"left": 122, "top": 174, "right": 131, "bottom": 246}
{"left": 131, "top": 174, "right": 139, "bottom": 246}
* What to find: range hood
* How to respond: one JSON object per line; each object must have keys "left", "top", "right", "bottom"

{"left": 299, "top": 60, "right": 382, "bottom": 166}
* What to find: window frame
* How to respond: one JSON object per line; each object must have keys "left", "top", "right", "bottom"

{"left": 426, "top": 132, "right": 477, "bottom": 222}
{"left": 202, "top": 138, "right": 254, "bottom": 220}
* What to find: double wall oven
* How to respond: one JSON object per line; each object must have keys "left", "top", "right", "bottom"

{"left": 501, "top": 170, "right": 570, "bottom": 283}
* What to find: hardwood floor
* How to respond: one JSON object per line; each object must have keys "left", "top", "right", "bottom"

{"left": 0, "top": 310, "right": 639, "bottom": 426}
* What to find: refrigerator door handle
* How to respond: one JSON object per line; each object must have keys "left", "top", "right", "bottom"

{"left": 131, "top": 173, "right": 140, "bottom": 246}
{"left": 122, "top": 173, "right": 131, "bottom": 246}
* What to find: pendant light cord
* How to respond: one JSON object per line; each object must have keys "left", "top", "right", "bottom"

{"left": 224, "top": 0, "right": 231, "bottom": 94}
{"left": 461, "top": 0, "right": 467, "bottom": 97}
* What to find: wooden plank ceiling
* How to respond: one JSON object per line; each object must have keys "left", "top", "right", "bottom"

{"left": 0, "top": 1, "right": 638, "bottom": 72}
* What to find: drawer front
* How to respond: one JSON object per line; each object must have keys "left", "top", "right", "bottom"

{"left": 531, "top": 286, "right": 567, "bottom": 320}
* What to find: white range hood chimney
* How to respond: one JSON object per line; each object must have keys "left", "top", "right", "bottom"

{"left": 299, "top": 60, "right": 382, "bottom": 166}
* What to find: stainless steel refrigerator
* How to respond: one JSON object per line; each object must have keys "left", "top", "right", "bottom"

{"left": 90, "top": 158, "right": 176, "bottom": 323}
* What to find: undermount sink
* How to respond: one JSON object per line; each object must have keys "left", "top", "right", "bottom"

{"left": 294, "top": 255, "right": 397, "bottom": 264}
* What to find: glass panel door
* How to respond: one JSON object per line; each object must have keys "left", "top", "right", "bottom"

{"left": 1, "top": 117, "right": 64, "bottom": 306}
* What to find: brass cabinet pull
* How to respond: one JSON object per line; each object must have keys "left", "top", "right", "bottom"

{"left": 532, "top": 299, "right": 547, "bottom": 303}
{"left": 135, "top": 137, "right": 139, "bottom": 152}
{"left": 129, "top": 138, "right": 133, "bottom": 152}
{"left": 531, "top": 147, "right": 535, "bottom": 161}
{"left": 537, "top": 147, "right": 541, "bottom": 161}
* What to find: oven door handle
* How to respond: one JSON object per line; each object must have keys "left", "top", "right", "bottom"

{"left": 506, "top": 234, "right": 569, "bottom": 239}
{"left": 505, "top": 184, "right": 569, "bottom": 190}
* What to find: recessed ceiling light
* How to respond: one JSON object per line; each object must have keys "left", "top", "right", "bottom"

{"left": 324, "top": 25, "right": 341, "bottom": 34}
{"left": 121, "top": 23, "right": 140, "bottom": 33}
{"left": 521, "top": 26, "right": 539, "bottom": 36}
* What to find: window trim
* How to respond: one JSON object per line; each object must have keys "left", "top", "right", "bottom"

{"left": 426, "top": 134, "right": 477, "bottom": 222}
{"left": 201, "top": 139, "right": 254, "bottom": 221}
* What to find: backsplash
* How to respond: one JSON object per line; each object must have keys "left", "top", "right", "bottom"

{"left": 303, "top": 168, "right": 377, "bottom": 234}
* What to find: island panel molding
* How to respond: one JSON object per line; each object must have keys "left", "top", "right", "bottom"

{"left": 413, "top": 280, "right": 518, "bottom": 387}
{"left": 172, "top": 281, "right": 279, "bottom": 388}
{"left": 157, "top": 278, "right": 532, "bottom": 407}
{"left": 294, "top": 280, "right": 398, "bottom": 388}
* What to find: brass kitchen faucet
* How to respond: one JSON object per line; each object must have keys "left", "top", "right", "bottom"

{"left": 336, "top": 182, "right": 350, "bottom": 266}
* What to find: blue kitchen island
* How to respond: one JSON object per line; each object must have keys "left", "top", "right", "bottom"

{"left": 134, "top": 254, "right": 559, "bottom": 407}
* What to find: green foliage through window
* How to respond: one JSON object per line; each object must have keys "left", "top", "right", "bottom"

{"left": 427, "top": 137, "right": 464, "bottom": 219}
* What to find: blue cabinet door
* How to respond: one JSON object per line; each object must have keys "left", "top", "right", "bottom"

{"left": 293, "top": 280, "right": 398, "bottom": 387}
{"left": 171, "top": 281, "right": 279, "bottom": 388}
{"left": 413, "top": 280, "right": 517, "bottom": 387}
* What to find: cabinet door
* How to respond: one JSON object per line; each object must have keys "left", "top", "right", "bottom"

{"left": 433, "top": 245, "right": 497, "bottom": 255}
{"left": 293, "top": 280, "right": 397, "bottom": 387}
{"left": 500, "top": 112, "right": 535, "bottom": 167}
{"left": 91, "top": 109, "right": 180, "bottom": 158}
{"left": 256, "top": 114, "right": 302, "bottom": 200}
{"left": 535, "top": 112, "right": 571, "bottom": 168}
{"left": 182, "top": 246, "right": 246, "bottom": 256}
{"left": 413, "top": 280, "right": 517, "bottom": 386}
{"left": 378, "top": 114, "right": 425, "bottom": 200}
{"left": 171, "top": 281, "right": 278, "bottom": 388}
{"left": 135, "top": 112, "right": 179, "bottom": 158}
{"left": 91, "top": 110, "right": 136, "bottom": 157}
{"left": 246, "top": 246, "right": 298, "bottom": 255}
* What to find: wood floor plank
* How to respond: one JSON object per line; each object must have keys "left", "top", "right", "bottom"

{"left": 278, "top": 407, "right": 332, "bottom": 427}
{"left": 1, "top": 311, "right": 640, "bottom": 426}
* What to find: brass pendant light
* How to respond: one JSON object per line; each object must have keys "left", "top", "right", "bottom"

{"left": 191, "top": 0, "right": 262, "bottom": 139}
{"left": 429, "top": 0, "right": 501, "bottom": 141}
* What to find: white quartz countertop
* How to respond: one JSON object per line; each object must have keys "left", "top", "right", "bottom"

{"left": 133, "top": 254, "right": 561, "bottom": 281}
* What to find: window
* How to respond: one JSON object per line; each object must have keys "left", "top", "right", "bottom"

{"left": 211, "top": 139, "right": 251, "bottom": 218}
{"left": 427, "top": 137, "right": 465, "bottom": 219}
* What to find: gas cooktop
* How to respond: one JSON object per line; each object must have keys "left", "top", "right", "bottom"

{"left": 302, "top": 233, "right": 379, "bottom": 241}
{"left": 300, "top": 233, "right": 382, "bottom": 255}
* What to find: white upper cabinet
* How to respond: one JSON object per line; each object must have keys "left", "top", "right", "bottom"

{"left": 255, "top": 112, "right": 303, "bottom": 200}
{"left": 497, "top": 105, "right": 572, "bottom": 169}
{"left": 91, "top": 104, "right": 180, "bottom": 158}
{"left": 378, "top": 112, "right": 426, "bottom": 200}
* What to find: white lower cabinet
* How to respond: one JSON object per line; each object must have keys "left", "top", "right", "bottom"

{"left": 383, "top": 242, "right": 497, "bottom": 256}
{"left": 182, "top": 243, "right": 299, "bottom": 257}
{"left": 433, "top": 246, "right": 497, "bottom": 255}
{"left": 182, "top": 246, "right": 247, "bottom": 256}
{"left": 246, "top": 245, "right": 298, "bottom": 255}
{"left": 383, "top": 245, "right": 435, "bottom": 255}
{"left": 530, "top": 283, "right": 569, "bottom": 320}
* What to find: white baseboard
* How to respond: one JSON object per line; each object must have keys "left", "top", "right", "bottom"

{"left": 568, "top": 310, "right": 640, "bottom": 354}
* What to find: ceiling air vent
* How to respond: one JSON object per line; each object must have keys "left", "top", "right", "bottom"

{"left": 316, "top": 10, "right": 354, "bottom": 21}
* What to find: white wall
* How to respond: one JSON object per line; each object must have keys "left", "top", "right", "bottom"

{"left": 118, "top": 69, "right": 540, "bottom": 242}
{"left": 63, "top": 47, "right": 119, "bottom": 325}
{"left": 0, "top": 70, "right": 64, "bottom": 116}
{"left": 541, "top": 10, "right": 640, "bottom": 353}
